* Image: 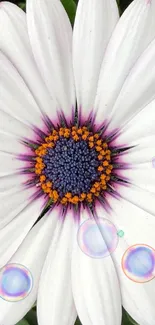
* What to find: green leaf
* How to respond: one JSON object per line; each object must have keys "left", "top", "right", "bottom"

{"left": 25, "top": 309, "right": 38, "bottom": 325}
{"left": 16, "top": 319, "right": 30, "bottom": 325}
{"left": 61, "top": 0, "right": 77, "bottom": 25}
{"left": 75, "top": 317, "right": 82, "bottom": 325}
{"left": 70, "top": 309, "right": 140, "bottom": 325}
{"left": 18, "top": 2, "right": 26, "bottom": 10}
{"left": 122, "top": 308, "right": 139, "bottom": 325}
{"left": 126, "top": 313, "right": 139, "bottom": 325}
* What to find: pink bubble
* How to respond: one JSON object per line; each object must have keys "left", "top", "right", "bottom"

{"left": 77, "top": 218, "right": 118, "bottom": 258}
{"left": 0, "top": 263, "right": 33, "bottom": 302}
{"left": 122, "top": 244, "right": 155, "bottom": 283}
{"left": 152, "top": 157, "right": 155, "bottom": 168}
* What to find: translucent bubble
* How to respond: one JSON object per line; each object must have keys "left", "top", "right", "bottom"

{"left": 0, "top": 263, "right": 33, "bottom": 301}
{"left": 122, "top": 244, "right": 155, "bottom": 283}
{"left": 77, "top": 218, "right": 118, "bottom": 258}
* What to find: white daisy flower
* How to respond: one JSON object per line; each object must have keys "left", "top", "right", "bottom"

{"left": 0, "top": 0, "right": 155, "bottom": 324}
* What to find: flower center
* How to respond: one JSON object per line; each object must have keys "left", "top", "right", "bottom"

{"left": 34, "top": 126, "right": 113, "bottom": 205}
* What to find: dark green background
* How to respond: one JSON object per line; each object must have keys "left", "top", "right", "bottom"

{"left": 9, "top": 0, "right": 133, "bottom": 13}
{"left": 4, "top": 0, "right": 138, "bottom": 325}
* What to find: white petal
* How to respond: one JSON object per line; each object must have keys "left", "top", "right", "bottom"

{"left": 96, "top": 198, "right": 155, "bottom": 325}
{"left": 94, "top": 0, "right": 155, "bottom": 125}
{"left": 114, "top": 100, "right": 155, "bottom": 193}
{"left": 118, "top": 184, "right": 155, "bottom": 217}
{"left": 0, "top": 152, "right": 23, "bottom": 176}
{"left": 37, "top": 212, "right": 77, "bottom": 325}
{"left": 0, "top": 110, "right": 35, "bottom": 189}
{"left": 0, "top": 52, "right": 42, "bottom": 130}
{"left": 108, "top": 39, "right": 155, "bottom": 130}
{"left": 0, "top": 173, "right": 30, "bottom": 192}
{"left": 121, "top": 162, "right": 155, "bottom": 194}
{"left": 0, "top": 56, "right": 40, "bottom": 189}
{"left": 0, "top": 133, "right": 25, "bottom": 155}
{"left": 116, "top": 99, "right": 155, "bottom": 145}
{"left": 0, "top": 186, "right": 41, "bottom": 229}
{"left": 0, "top": 2, "right": 57, "bottom": 121}
{"left": 27, "top": 0, "right": 75, "bottom": 120}
{"left": 72, "top": 209, "right": 122, "bottom": 325}
{"left": 73, "top": 0, "right": 118, "bottom": 119}
{"left": 0, "top": 108, "right": 34, "bottom": 140}
{"left": 0, "top": 199, "right": 42, "bottom": 268}
{"left": 118, "top": 135, "right": 155, "bottom": 164}
{"left": 0, "top": 210, "right": 59, "bottom": 325}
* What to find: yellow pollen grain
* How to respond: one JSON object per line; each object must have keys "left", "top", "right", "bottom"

{"left": 35, "top": 169, "right": 41, "bottom": 175}
{"left": 96, "top": 146, "right": 102, "bottom": 152}
{"left": 59, "top": 128, "right": 64, "bottom": 132}
{"left": 64, "top": 128, "right": 70, "bottom": 138}
{"left": 90, "top": 187, "right": 96, "bottom": 193}
{"left": 64, "top": 128, "right": 70, "bottom": 133}
{"left": 35, "top": 163, "right": 41, "bottom": 169}
{"left": 64, "top": 132, "right": 70, "bottom": 138}
{"left": 59, "top": 130, "right": 64, "bottom": 136}
{"left": 98, "top": 166, "right": 104, "bottom": 172}
{"left": 81, "top": 193, "right": 86, "bottom": 199}
{"left": 52, "top": 130, "right": 58, "bottom": 136}
{"left": 106, "top": 169, "right": 112, "bottom": 175}
{"left": 47, "top": 142, "right": 54, "bottom": 148}
{"left": 82, "top": 134, "right": 88, "bottom": 140}
{"left": 103, "top": 160, "right": 109, "bottom": 167}
{"left": 45, "top": 188, "right": 51, "bottom": 193}
{"left": 73, "top": 134, "right": 79, "bottom": 141}
{"left": 42, "top": 144, "right": 47, "bottom": 148}
{"left": 89, "top": 142, "right": 94, "bottom": 148}
{"left": 46, "top": 181, "right": 52, "bottom": 188}
{"left": 82, "top": 126, "right": 87, "bottom": 131}
{"left": 105, "top": 155, "right": 111, "bottom": 161}
{"left": 94, "top": 134, "right": 99, "bottom": 139}
{"left": 94, "top": 182, "right": 100, "bottom": 188}
{"left": 71, "top": 196, "right": 79, "bottom": 204}
{"left": 35, "top": 157, "right": 43, "bottom": 163}
{"left": 102, "top": 143, "right": 108, "bottom": 148}
{"left": 77, "top": 128, "right": 83, "bottom": 135}
{"left": 98, "top": 154, "right": 103, "bottom": 160}
{"left": 87, "top": 193, "right": 93, "bottom": 203}
{"left": 96, "top": 140, "right": 102, "bottom": 146}
{"left": 53, "top": 190, "right": 59, "bottom": 201}
{"left": 65, "top": 192, "right": 72, "bottom": 199}
{"left": 100, "top": 174, "right": 106, "bottom": 180}
{"left": 53, "top": 135, "right": 59, "bottom": 141}
{"left": 40, "top": 175, "right": 46, "bottom": 182}
{"left": 41, "top": 183, "right": 47, "bottom": 190}
{"left": 61, "top": 197, "right": 68, "bottom": 204}
{"left": 94, "top": 192, "right": 100, "bottom": 197}
{"left": 72, "top": 126, "right": 77, "bottom": 131}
